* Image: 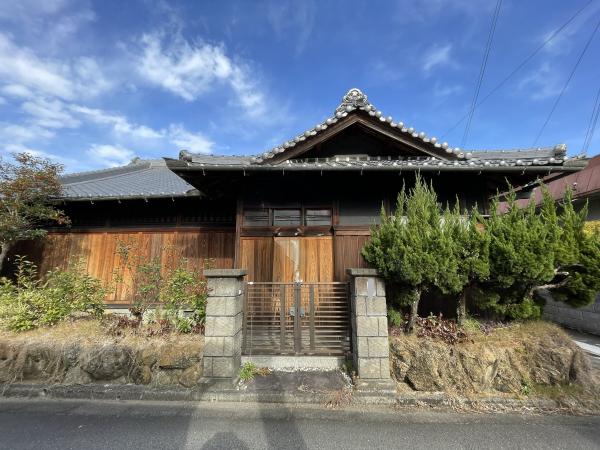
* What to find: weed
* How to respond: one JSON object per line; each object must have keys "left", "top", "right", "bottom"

{"left": 238, "top": 362, "right": 270, "bottom": 382}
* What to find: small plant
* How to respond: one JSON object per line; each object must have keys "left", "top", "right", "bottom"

{"left": 174, "top": 316, "right": 193, "bottom": 333}
{"left": 239, "top": 362, "right": 258, "bottom": 382}
{"left": 238, "top": 362, "right": 271, "bottom": 382}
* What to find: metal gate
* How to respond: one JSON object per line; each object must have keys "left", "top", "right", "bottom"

{"left": 242, "top": 282, "right": 351, "bottom": 356}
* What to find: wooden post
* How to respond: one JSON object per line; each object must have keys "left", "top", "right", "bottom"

{"left": 293, "top": 281, "right": 302, "bottom": 354}
{"left": 280, "top": 284, "right": 286, "bottom": 352}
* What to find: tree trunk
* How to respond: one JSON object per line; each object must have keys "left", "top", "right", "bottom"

{"left": 0, "top": 242, "right": 11, "bottom": 275}
{"left": 405, "top": 288, "right": 421, "bottom": 334}
{"left": 456, "top": 282, "right": 473, "bottom": 326}
{"left": 456, "top": 291, "right": 467, "bottom": 326}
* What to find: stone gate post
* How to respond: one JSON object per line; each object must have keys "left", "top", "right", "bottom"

{"left": 347, "top": 268, "right": 391, "bottom": 380}
{"left": 203, "top": 269, "right": 246, "bottom": 379}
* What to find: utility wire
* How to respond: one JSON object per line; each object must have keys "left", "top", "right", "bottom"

{"left": 461, "top": 0, "right": 503, "bottom": 148}
{"left": 532, "top": 16, "right": 600, "bottom": 146}
{"left": 440, "top": 0, "right": 597, "bottom": 140}
{"left": 582, "top": 82, "right": 600, "bottom": 155}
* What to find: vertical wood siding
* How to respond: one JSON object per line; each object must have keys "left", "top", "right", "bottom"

{"left": 333, "top": 235, "right": 372, "bottom": 281}
{"left": 240, "top": 236, "right": 334, "bottom": 282}
{"left": 8, "top": 230, "right": 235, "bottom": 304}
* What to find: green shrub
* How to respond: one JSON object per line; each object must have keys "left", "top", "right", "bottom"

{"left": 388, "top": 308, "right": 404, "bottom": 328}
{"left": 160, "top": 260, "right": 207, "bottom": 333}
{"left": 0, "top": 257, "right": 105, "bottom": 332}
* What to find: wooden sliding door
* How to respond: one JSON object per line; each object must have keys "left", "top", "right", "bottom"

{"left": 240, "top": 236, "right": 333, "bottom": 282}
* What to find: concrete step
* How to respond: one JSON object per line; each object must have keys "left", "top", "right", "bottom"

{"left": 241, "top": 355, "right": 346, "bottom": 370}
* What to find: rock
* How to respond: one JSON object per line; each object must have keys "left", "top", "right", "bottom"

{"left": 19, "top": 344, "right": 60, "bottom": 381}
{"left": 0, "top": 360, "right": 13, "bottom": 383}
{"left": 152, "top": 369, "right": 184, "bottom": 386}
{"left": 63, "top": 366, "right": 92, "bottom": 385}
{"left": 158, "top": 343, "right": 201, "bottom": 370}
{"left": 137, "top": 347, "right": 158, "bottom": 367}
{"left": 570, "top": 348, "right": 593, "bottom": 385}
{"left": 179, "top": 363, "right": 203, "bottom": 388}
{"left": 61, "top": 344, "right": 81, "bottom": 371}
{"left": 131, "top": 365, "right": 152, "bottom": 385}
{"left": 390, "top": 323, "right": 595, "bottom": 395}
{"left": 81, "top": 346, "right": 132, "bottom": 380}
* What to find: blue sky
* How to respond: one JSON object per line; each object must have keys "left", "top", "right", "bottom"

{"left": 0, "top": 0, "right": 599, "bottom": 173}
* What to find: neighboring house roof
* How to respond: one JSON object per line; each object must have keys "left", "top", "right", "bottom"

{"left": 543, "top": 153, "right": 600, "bottom": 201}
{"left": 58, "top": 159, "right": 199, "bottom": 201}
{"left": 496, "top": 154, "right": 600, "bottom": 213}
{"left": 172, "top": 88, "right": 586, "bottom": 174}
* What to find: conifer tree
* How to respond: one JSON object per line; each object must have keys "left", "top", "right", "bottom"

{"left": 442, "top": 204, "right": 490, "bottom": 325}
{"left": 362, "top": 175, "right": 461, "bottom": 333}
{"left": 474, "top": 189, "right": 558, "bottom": 319}
{"left": 534, "top": 189, "right": 600, "bottom": 308}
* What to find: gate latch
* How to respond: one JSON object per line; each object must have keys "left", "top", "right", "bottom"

{"left": 289, "top": 307, "right": 305, "bottom": 317}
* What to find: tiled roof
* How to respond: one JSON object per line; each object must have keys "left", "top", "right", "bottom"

{"left": 175, "top": 88, "right": 585, "bottom": 172}
{"left": 59, "top": 159, "right": 199, "bottom": 200}
{"left": 172, "top": 153, "right": 586, "bottom": 173}
{"left": 249, "top": 88, "right": 574, "bottom": 165}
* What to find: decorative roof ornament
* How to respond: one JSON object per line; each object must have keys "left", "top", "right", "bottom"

{"left": 335, "top": 88, "right": 371, "bottom": 114}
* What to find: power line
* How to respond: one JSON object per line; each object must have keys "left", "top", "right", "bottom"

{"left": 461, "top": 0, "right": 503, "bottom": 148}
{"left": 440, "top": 0, "right": 597, "bottom": 140}
{"left": 582, "top": 82, "right": 600, "bottom": 155}
{"left": 532, "top": 16, "right": 600, "bottom": 146}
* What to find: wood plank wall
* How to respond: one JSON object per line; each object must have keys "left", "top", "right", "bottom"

{"left": 240, "top": 235, "right": 365, "bottom": 282}
{"left": 333, "top": 235, "right": 372, "bottom": 281}
{"left": 8, "top": 230, "right": 235, "bottom": 304}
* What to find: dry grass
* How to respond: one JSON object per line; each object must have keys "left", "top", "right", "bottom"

{"left": 0, "top": 318, "right": 204, "bottom": 350}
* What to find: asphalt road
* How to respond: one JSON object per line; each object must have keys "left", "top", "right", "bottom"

{"left": 0, "top": 399, "right": 599, "bottom": 450}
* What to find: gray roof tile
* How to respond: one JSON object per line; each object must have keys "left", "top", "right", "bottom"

{"left": 59, "top": 159, "right": 198, "bottom": 200}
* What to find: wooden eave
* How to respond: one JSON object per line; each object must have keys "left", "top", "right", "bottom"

{"left": 264, "top": 112, "right": 459, "bottom": 165}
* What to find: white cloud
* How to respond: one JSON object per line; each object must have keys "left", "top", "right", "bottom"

{"left": 0, "top": 33, "right": 110, "bottom": 101}
{"left": 0, "top": 123, "right": 55, "bottom": 143}
{"left": 87, "top": 144, "right": 135, "bottom": 167}
{"left": 539, "top": 2, "right": 600, "bottom": 55}
{"left": 135, "top": 31, "right": 267, "bottom": 117}
{"left": 518, "top": 63, "right": 562, "bottom": 100}
{"left": 433, "top": 82, "right": 463, "bottom": 98}
{"left": 21, "top": 98, "right": 81, "bottom": 129}
{"left": 422, "top": 43, "right": 455, "bottom": 74}
{"left": 168, "top": 124, "right": 213, "bottom": 154}
{"left": 265, "top": 0, "right": 315, "bottom": 56}
{"left": 1, "top": 84, "right": 34, "bottom": 98}
{"left": 70, "top": 105, "right": 164, "bottom": 139}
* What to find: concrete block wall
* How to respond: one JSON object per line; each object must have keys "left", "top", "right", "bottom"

{"left": 543, "top": 293, "right": 600, "bottom": 336}
{"left": 347, "top": 268, "right": 391, "bottom": 379}
{"left": 203, "top": 269, "right": 246, "bottom": 379}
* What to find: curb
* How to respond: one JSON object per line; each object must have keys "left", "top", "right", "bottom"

{"left": 1, "top": 382, "right": 559, "bottom": 410}
{"left": 1, "top": 383, "right": 332, "bottom": 404}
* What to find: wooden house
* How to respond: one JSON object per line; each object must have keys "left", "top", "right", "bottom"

{"left": 4, "top": 88, "right": 587, "bottom": 322}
